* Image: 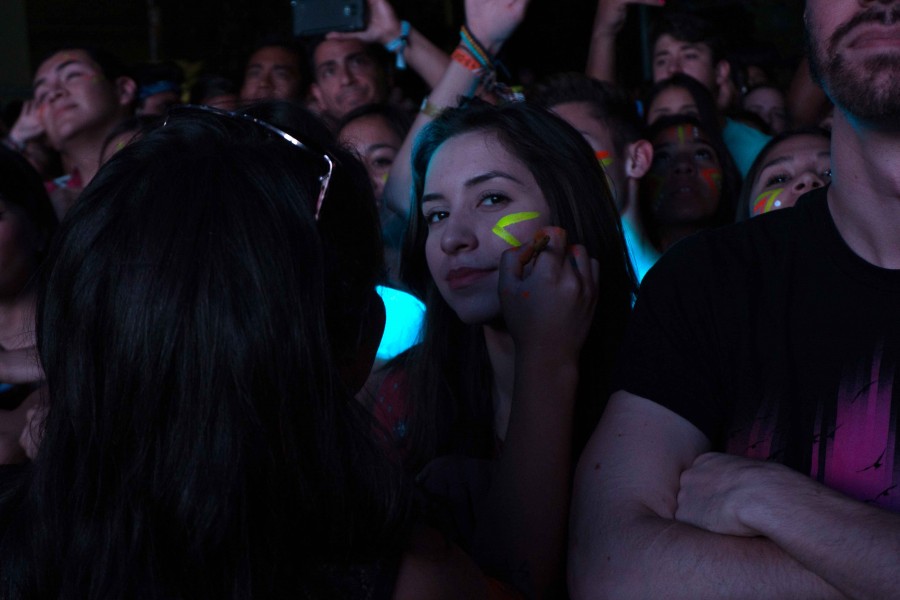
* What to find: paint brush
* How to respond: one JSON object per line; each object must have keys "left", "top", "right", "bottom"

{"left": 519, "top": 234, "right": 550, "bottom": 267}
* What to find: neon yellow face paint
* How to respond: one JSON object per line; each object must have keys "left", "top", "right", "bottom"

{"left": 753, "top": 188, "right": 784, "bottom": 216}
{"left": 380, "top": 172, "right": 389, "bottom": 185}
{"left": 492, "top": 211, "right": 540, "bottom": 246}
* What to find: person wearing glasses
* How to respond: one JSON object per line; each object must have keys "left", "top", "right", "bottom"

{"left": 0, "top": 106, "right": 505, "bottom": 598}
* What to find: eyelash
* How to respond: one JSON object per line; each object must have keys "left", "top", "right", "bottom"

{"left": 765, "top": 168, "right": 833, "bottom": 187}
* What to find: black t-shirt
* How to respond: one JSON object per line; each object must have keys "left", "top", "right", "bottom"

{"left": 615, "top": 188, "right": 900, "bottom": 511}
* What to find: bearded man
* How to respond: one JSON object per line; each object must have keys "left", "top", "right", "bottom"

{"left": 569, "top": 1, "right": 900, "bottom": 597}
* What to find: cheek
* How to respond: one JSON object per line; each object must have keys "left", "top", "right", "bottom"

{"left": 699, "top": 167, "right": 723, "bottom": 197}
{"left": 751, "top": 187, "right": 786, "bottom": 216}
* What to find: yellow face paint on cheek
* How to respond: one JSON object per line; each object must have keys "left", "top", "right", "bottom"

{"left": 380, "top": 173, "right": 389, "bottom": 185}
{"left": 752, "top": 188, "right": 784, "bottom": 216}
{"left": 492, "top": 211, "right": 541, "bottom": 247}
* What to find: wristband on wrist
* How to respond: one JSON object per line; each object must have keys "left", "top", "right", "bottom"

{"left": 419, "top": 96, "right": 447, "bottom": 119}
{"left": 385, "top": 20, "right": 411, "bottom": 70}
{"left": 451, "top": 47, "right": 482, "bottom": 73}
{"left": 459, "top": 25, "right": 493, "bottom": 69}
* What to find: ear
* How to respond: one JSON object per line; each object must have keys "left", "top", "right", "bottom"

{"left": 625, "top": 139, "right": 653, "bottom": 179}
{"left": 115, "top": 76, "right": 137, "bottom": 108}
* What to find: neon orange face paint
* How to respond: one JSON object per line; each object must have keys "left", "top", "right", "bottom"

{"left": 700, "top": 167, "right": 722, "bottom": 195}
{"left": 595, "top": 150, "right": 614, "bottom": 168}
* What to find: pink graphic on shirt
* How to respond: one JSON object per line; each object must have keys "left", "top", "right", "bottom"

{"left": 811, "top": 344, "right": 898, "bottom": 509}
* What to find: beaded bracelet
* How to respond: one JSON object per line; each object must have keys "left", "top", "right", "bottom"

{"left": 385, "top": 20, "right": 411, "bottom": 70}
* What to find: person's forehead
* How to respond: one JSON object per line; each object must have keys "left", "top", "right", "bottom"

{"left": 314, "top": 39, "right": 367, "bottom": 67}
{"left": 34, "top": 50, "right": 99, "bottom": 83}
{"left": 653, "top": 34, "right": 712, "bottom": 56}
{"left": 340, "top": 114, "right": 399, "bottom": 145}
{"left": 765, "top": 135, "right": 830, "bottom": 162}
{"left": 654, "top": 124, "right": 711, "bottom": 146}
{"left": 745, "top": 87, "right": 783, "bottom": 107}
{"left": 247, "top": 46, "right": 300, "bottom": 70}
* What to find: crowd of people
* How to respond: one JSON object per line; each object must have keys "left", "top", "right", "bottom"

{"left": 0, "top": 0, "right": 897, "bottom": 597}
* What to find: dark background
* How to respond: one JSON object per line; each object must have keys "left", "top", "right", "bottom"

{"left": 22, "top": 0, "right": 806, "bottom": 93}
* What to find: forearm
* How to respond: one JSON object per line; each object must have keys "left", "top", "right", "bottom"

{"left": 570, "top": 511, "right": 845, "bottom": 599}
{"left": 585, "top": 34, "right": 617, "bottom": 83}
{"left": 472, "top": 353, "right": 579, "bottom": 596}
{"left": 405, "top": 28, "right": 451, "bottom": 89}
{"left": 384, "top": 60, "right": 479, "bottom": 217}
{"left": 739, "top": 475, "right": 900, "bottom": 599}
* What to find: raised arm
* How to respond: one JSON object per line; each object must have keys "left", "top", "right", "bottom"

{"left": 472, "top": 228, "right": 599, "bottom": 597}
{"left": 383, "top": 0, "right": 528, "bottom": 218}
{"left": 585, "top": 0, "right": 663, "bottom": 83}
{"left": 568, "top": 391, "right": 847, "bottom": 599}
{"left": 327, "top": 0, "right": 450, "bottom": 89}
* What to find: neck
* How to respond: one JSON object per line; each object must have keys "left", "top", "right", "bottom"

{"left": 827, "top": 110, "right": 900, "bottom": 269}
{"left": 483, "top": 324, "right": 515, "bottom": 441}
{"left": 0, "top": 289, "right": 37, "bottom": 350}
{"left": 60, "top": 118, "right": 122, "bottom": 187}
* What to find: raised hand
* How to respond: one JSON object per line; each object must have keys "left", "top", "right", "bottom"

{"left": 465, "top": 0, "right": 530, "bottom": 56}
{"left": 326, "top": 0, "right": 402, "bottom": 45}
{"left": 593, "top": 0, "right": 665, "bottom": 38}
{"left": 7, "top": 100, "right": 45, "bottom": 147}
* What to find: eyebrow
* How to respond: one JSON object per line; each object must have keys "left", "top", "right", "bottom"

{"left": 760, "top": 151, "right": 831, "bottom": 171}
{"left": 33, "top": 59, "right": 85, "bottom": 90}
{"left": 421, "top": 170, "right": 524, "bottom": 204}
{"left": 366, "top": 143, "right": 399, "bottom": 153}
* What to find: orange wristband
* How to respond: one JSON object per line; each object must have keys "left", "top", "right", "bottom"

{"left": 451, "top": 46, "right": 481, "bottom": 72}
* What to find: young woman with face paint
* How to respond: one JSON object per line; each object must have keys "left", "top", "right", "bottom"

{"left": 639, "top": 114, "right": 741, "bottom": 253}
{"left": 372, "top": 100, "right": 635, "bottom": 596}
{"left": 736, "top": 128, "right": 831, "bottom": 220}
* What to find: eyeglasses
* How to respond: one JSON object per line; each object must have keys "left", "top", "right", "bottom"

{"left": 163, "top": 104, "right": 334, "bottom": 221}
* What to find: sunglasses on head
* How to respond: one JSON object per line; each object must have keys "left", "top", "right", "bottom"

{"left": 164, "top": 104, "right": 334, "bottom": 221}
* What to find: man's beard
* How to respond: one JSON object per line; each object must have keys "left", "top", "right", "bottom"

{"left": 808, "top": 5, "right": 900, "bottom": 124}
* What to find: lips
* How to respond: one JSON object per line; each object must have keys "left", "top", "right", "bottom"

{"left": 847, "top": 24, "right": 900, "bottom": 50}
{"left": 445, "top": 266, "right": 495, "bottom": 290}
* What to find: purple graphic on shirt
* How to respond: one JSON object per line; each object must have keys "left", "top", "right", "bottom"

{"left": 726, "top": 343, "right": 898, "bottom": 511}
{"left": 811, "top": 343, "right": 897, "bottom": 509}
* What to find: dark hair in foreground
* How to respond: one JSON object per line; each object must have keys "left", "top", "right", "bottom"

{"left": 735, "top": 127, "right": 831, "bottom": 221}
{"left": 650, "top": 11, "right": 725, "bottom": 64}
{"left": 0, "top": 109, "right": 410, "bottom": 597}
{"left": 399, "top": 99, "right": 637, "bottom": 469}
{"left": 529, "top": 73, "right": 643, "bottom": 158}
{"left": 0, "top": 145, "right": 58, "bottom": 255}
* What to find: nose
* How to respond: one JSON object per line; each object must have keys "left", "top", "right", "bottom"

{"left": 792, "top": 171, "right": 826, "bottom": 193}
{"left": 673, "top": 154, "right": 696, "bottom": 175}
{"left": 439, "top": 216, "right": 478, "bottom": 255}
{"left": 670, "top": 56, "right": 683, "bottom": 76}
{"left": 339, "top": 63, "right": 356, "bottom": 86}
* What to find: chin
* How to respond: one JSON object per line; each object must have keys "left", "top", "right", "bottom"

{"left": 447, "top": 300, "right": 501, "bottom": 326}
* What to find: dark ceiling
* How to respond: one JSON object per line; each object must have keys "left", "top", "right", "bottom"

{"left": 22, "top": 0, "right": 806, "bottom": 91}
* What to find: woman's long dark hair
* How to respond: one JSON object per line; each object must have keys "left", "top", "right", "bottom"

{"left": 399, "top": 100, "right": 637, "bottom": 470}
{"left": 0, "top": 110, "right": 410, "bottom": 598}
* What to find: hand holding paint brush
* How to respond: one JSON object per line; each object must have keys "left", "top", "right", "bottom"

{"left": 499, "top": 226, "right": 599, "bottom": 360}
